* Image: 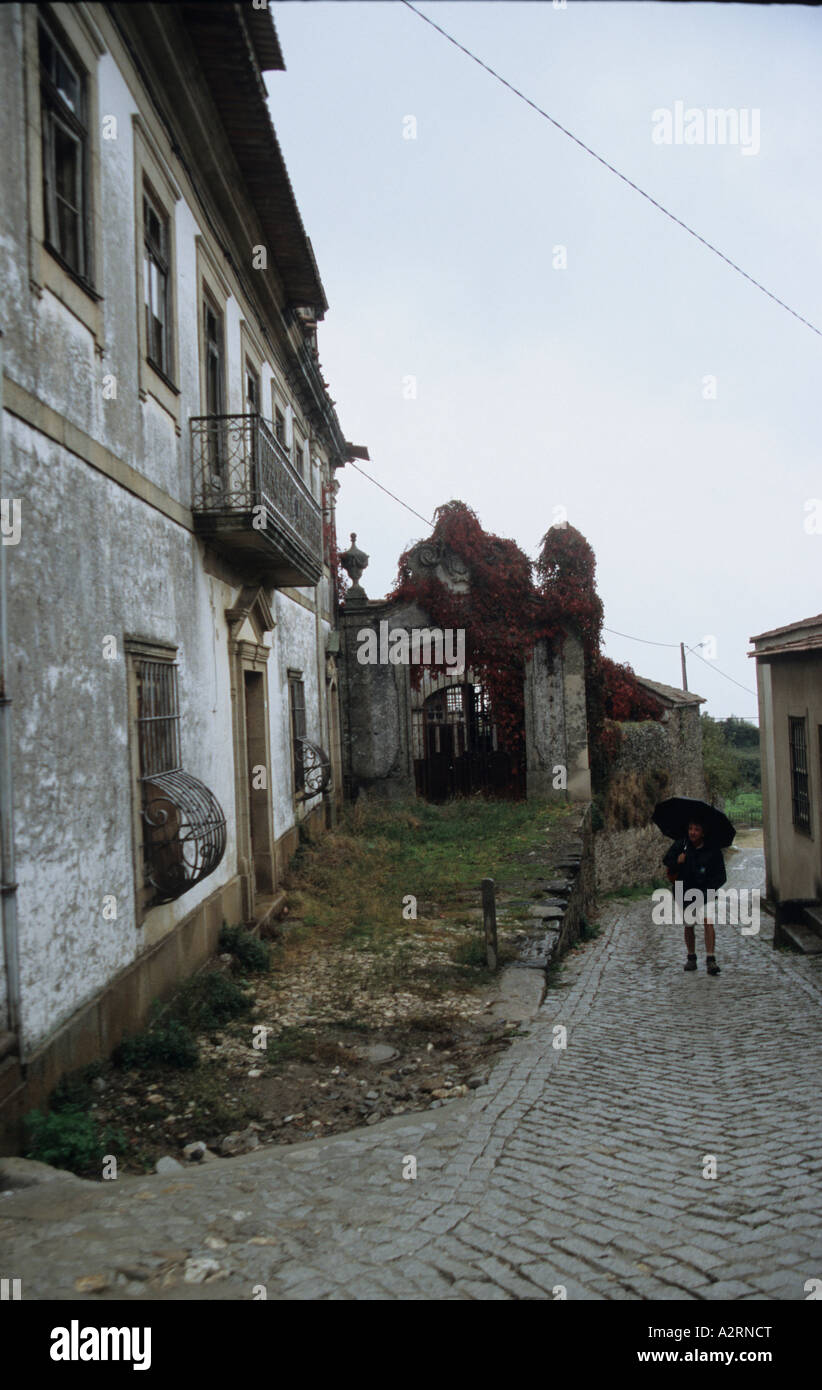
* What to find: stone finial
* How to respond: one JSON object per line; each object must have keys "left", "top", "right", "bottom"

{"left": 339, "top": 531, "right": 369, "bottom": 600}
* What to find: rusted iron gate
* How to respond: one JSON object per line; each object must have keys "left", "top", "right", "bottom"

{"left": 413, "top": 680, "right": 524, "bottom": 802}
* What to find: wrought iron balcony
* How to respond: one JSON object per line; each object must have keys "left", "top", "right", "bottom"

{"left": 190, "top": 414, "right": 323, "bottom": 586}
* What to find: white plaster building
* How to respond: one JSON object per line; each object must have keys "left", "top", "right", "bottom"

{"left": 749, "top": 613, "right": 822, "bottom": 951}
{"left": 0, "top": 2, "right": 356, "bottom": 1139}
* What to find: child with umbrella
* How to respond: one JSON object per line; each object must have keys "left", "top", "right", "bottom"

{"left": 654, "top": 798, "right": 735, "bottom": 976}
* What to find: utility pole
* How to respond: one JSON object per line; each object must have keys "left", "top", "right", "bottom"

{"left": 680, "top": 642, "right": 688, "bottom": 692}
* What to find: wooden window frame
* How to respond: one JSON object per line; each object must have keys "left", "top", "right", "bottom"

{"left": 288, "top": 670, "right": 307, "bottom": 800}
{"left": 245, "top": 359, "right": 260, "bottom": 417}
{"left": 133, "top": 116, "right": 181, "bottom": 423}
{"left": 292, "top": 424, "right": 305, "bottom": 480}
{"left": 38, "top": 7, "right": 91, "bottom": 285}
{"left": 143, "top": 184, "right": 172, "bottom": 381}
{"left": 125, "top": 637, "right": 179, "bottom": 922}
{"left": 25, "top": 4, "right": 104, "bottom": 341}
{"left": 203, "top": 292, "right": 226, "bottom": 417}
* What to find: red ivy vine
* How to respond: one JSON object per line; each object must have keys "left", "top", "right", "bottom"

{"left": 388, "top": 502, "right": 541, "bottom": 755}
{"left": 382, "top": 501, "right": 663, "bottom": 787}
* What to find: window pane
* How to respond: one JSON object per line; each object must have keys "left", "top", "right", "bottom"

{"left": 56, "top": 196, "right": 80, "bottom": 270}
{"left": 55, "top": 51, "right": 79, "bottom": 113}
{"left": 153, "top": 263, "right": 166, "bottom": 324}
{"left": 53, "top": 121, "right": 80, "bottom": 206}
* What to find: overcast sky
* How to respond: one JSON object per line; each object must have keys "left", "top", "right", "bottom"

{"left": 267, "top": 1, "right": 822, "bottom": 721}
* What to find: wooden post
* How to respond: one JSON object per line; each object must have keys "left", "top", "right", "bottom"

{"left": 482, "top": 877, "right": 498, "bottom": 971}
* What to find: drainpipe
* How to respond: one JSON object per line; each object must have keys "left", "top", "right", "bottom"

{"left": 0, "top": 328, "right": 21, "bottom": 1039}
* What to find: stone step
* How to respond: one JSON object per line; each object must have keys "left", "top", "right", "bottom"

{"left": 780, "top": 921, "right": 822, "bottom": 955}
{"left": 800, "top": 905, "right": 822, "bottom": 939}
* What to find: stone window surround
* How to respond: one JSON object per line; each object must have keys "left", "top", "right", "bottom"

{"left": 23, "top": 2, "right": 105, "bottom": 345}
{"left": 132, "top": 114, "right": 181, "bottom": 428}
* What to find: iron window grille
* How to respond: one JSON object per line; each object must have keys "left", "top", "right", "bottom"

{"left": 134, "top": 656, "right": 226, "bottom": 904}
{"left": 39, "top": 10, "right": 91, "bottom": 283}
{"left": 789, "top": 716, "right": 811, "bottom": 834}
{"left": 143, "top": 186, "right": 171, "bottom": 378}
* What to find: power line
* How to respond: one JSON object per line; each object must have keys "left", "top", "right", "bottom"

{"left": 603, "top": 625, "right": 680, "bottom": 649}
{"left": 402, "top": 1, "right": 822, "bottom": 340}
{"left": 345, "top": 458, "right": 434, "bottom": 529}
{"left": 339, "top": 477, "right": 759, "bottom": 702}
{"left": 604, "top": 628, "right": 758, "bottom": 708}
{"left": 684, "top": 643, "right": 757, "bottom": 698}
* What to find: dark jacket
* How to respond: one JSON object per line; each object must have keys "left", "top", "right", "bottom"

{"left": 663, "top": 837, "right": 727, "bottom": 893}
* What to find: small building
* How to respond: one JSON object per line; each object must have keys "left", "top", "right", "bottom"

{"left": 749, "top": 613, "right": 822, "bottom": 950}
{"left": 633, "top": 676, "right": 707, "bottom": 785}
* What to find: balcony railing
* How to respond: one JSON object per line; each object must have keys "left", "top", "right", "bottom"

{"left": 190, "top": 414, "right": 323, "bottom": 586}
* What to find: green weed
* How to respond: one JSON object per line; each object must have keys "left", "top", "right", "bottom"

{"left": 24, "top": 1106, "right": 125, "bottom": 1176}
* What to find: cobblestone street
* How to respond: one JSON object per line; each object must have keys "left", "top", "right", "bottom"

{"left": 2, "top": 847, "right": 820, "bottom": 1301}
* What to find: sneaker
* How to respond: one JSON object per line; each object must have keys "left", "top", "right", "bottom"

{"left": 706, "top": 957, "right": 721, "bottom": 976}
{"left": 684, "top": 955, "right": 697, "bottom": 972}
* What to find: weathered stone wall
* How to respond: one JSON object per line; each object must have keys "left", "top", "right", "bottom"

{"left": 594, "top": 823, "right": 673, "bottom": 897}
{"left": 609, "top": 708, "right": 705, "bottom": 802}
{"left": 338, "top": 600, "right": 422, "bottom": 800}
{"left": 594, "top": 706, "right": 706, "bottom": 895}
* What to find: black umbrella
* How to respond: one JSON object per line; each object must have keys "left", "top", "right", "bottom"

{"left": 652, "top": 796, "right": 736, "bottom": 849}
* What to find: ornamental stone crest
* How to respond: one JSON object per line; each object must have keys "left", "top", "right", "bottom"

{"left": 406, "top": 539, "right": 470, "bottom": 593}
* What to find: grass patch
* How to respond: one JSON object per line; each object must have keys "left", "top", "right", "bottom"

{"left": 724, "top": 791, "right": 762, "bottom": 826}
{"left": 112, "top": 971, "right": 255, "bottom": 1073}
{"left": 181, "top": 1064, "right": 264, "bottom": 1133}
{"left": 172, "top": 971, "right": 254, "bottom": 1032}
{"left": 281, "top": 797, "right": 574, "bottom": 956}
{"left": 452, "top": 936, "right": 492, "bottom": 968}
{"left": 24, "top": 1106, "right": 125, "bottom": 1177}
{"left": 113, "top": 1018, "right": 200, "bottom": 1071}
{"left": 219, "top": 923, "right": 271, "bottom": 974}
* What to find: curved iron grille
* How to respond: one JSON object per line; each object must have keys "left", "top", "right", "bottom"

{"left": 142, "top": 769, "right": 227, "bottom": 905}
{"left": 297, "top": 738, "right": 332, "bottom": 796}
